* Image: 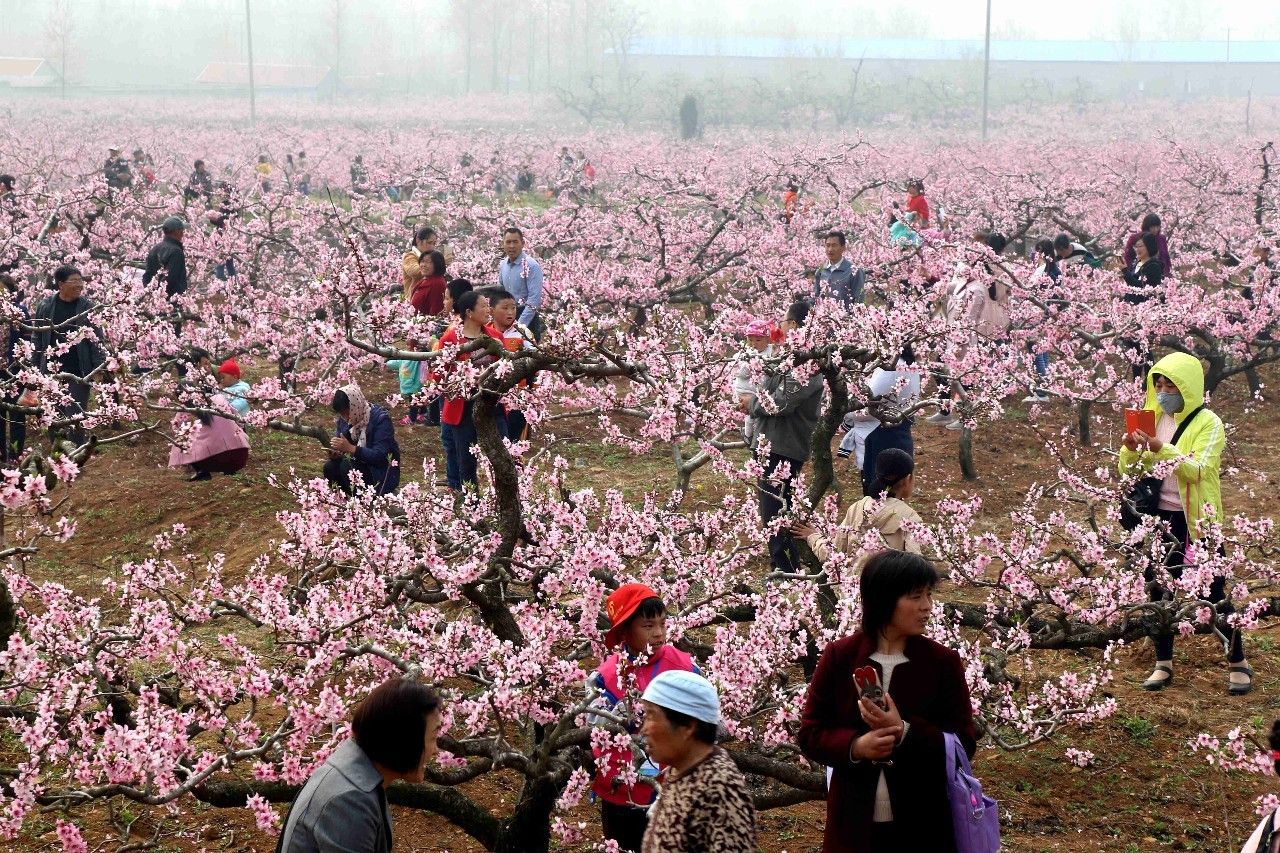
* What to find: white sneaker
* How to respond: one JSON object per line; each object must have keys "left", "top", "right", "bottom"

{"left": 925, "top": 412, "right": 953, "bottom": 425}
{"left": 945, "top": 419, "right": 965, "bottom": 430}
{"left": 1022, "top": 391, "right": 1050, "bottom": 404}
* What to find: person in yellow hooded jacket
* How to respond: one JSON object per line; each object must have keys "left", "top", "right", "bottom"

{"left": 1118, "top": 351, "right": 1251, "bottom": 695}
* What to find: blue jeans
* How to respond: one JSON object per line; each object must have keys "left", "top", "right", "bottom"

{"left": 1033, "top": 352, "right": 1049, "bottom": 377}
{"left": 442, "top": 403, "right": 507, "bottom": 490}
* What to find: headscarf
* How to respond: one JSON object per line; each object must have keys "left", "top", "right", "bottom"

{"left": 341, "top": 383, "right": 371, "bottom": 447}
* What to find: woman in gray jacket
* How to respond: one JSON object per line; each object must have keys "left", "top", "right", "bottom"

{"left": 280, "top": 679, "right": 442, "bottom": 853}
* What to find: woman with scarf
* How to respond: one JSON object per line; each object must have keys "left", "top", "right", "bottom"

{"left": 324, "top": 383, "right": 401, "bottom": 496}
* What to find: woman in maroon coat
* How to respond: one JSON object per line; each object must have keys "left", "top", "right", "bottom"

{"left": 797, "top": 550, "right": 978, "bottom": 852}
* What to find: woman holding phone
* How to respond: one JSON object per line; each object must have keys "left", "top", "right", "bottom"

{"left": 1118, "top": 351, "right": 1248, "bottom": 694}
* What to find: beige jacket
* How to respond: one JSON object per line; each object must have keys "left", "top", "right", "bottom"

{"left": 805, "top": 496, "right": 923, "bottom": 562}
{"left": 401, "top": 248, "right": 423, "bottom": 299}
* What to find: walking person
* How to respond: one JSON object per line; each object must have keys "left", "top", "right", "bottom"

{"left": 791, "top": 448, "right": 923, "bottom": 566}
{"left": 143, "top": 216, "right": 189, "bottom": 298}
{"left": 741, "top": 361, "right": 823, "bottom": 573}
{"left": 638, "top": 671, "right": 757, "bottom": 853}
{"left": 323, "top": 384, "right": 401, "bottom": 496}
{"left": 498, "top": 227, "right": 545, "bottom": 340}
{"left": 33, "top": 266, "right": 106, "bottom": 446}
{"left": 279, "top": 678, "right": 442, "bottom": 853}
{"left": 1119, "top": 352, "right": 1250, "bottom": 694}
{"left": 798, "top": 549, "right": 978, "bottom": 852}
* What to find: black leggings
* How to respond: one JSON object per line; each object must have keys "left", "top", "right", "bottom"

{"left": 1148, "top": 508, "right": 1244, "bottom": 663}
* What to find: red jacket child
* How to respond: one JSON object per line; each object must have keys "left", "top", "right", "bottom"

{"left": 433, "top": 323, "right": 501, "bottom": 426}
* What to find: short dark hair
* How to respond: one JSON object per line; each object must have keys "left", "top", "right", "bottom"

{"left": 1141, "top": 213, "right": 1161, "bottom": 232}
{"left": 188, "top": 347, "right": 211, "bottom": 365}
{"left": 482, "top": 287, "right": 516, "bottom": 307}
{"left": 351, "top": 678, "right": 442, "bottom": 773}
{"left": 624, "top": 596, "right": 666, "bottom": 627}
{"left": 503, "top": 227, "right": 524, "bottom": 240}
{"left": 414, "top": 226, "right": 437, "bottom": 244}
{"left": 786, "top": 299, "right": 810, "bottom": 328}
{"left": 859, "top": 550, "right": 939, "bottom": 640}
{"left": 423, "top": 250, "right": 447, "bottom": 279}
{"left": 53, "top": 265, "right": 81, "bottom": 284}
{"left": 870, "top": 448, "right": 914, "bottom": 498}
{"left": 454, "top": 289, "right": 484, "bottom": 319}
{"left": 1035, "top": 238, "right": 1055, "bottom": 257}
{"left": 825, "top": 231, "right": 847, "bottom": 247}
{"left": 1139, "top": 233, "right": 1160, "bottom": 260}
{"left": 656, "top": 705, "right": 718, "bottom": 745}
{"left": 0, "top": 174, "right": 13, "bottom": 189}
{"left": 331, "top": 389, "right": 349, "bottom": 413}
{"left": 193, "top": 159, "right": 204, "bottom": 170}
{"left": 0, "top": 274, "right": 16, "bottom": 293}
{"left": 446, "top": 278, "right": 474, "bottom": 304}
{"left": 1053, "top": 234, "right": 1072, "bottom": 252}
{"left": 985, "top": 232, "right": 1007, "bottom": 254}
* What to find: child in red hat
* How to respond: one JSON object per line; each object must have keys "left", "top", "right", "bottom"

{"left": 588, "top": 583, "right": 699, "bottom": 852}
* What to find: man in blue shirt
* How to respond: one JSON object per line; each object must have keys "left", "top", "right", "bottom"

{"left": 499, "top": 227, "right": 545, "bottom": 339}
{"left": 812, "top": 231, "right": 864, "bottom": 307}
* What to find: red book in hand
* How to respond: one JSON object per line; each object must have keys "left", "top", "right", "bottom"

{"left": 1125, "top": 408, "right": 1156, "bottom": 436}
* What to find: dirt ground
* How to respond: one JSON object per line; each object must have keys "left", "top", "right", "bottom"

{"left": 13, "top": 362, "right": 1280, "bottom": 852}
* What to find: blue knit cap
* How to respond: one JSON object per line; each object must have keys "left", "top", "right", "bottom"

{"left": 641, "top": 670, "right": 720, "bottom": 725}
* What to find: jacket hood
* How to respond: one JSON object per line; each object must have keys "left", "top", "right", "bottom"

{"left": 1145, "top": 352, "right": 1205, "bottom": 420}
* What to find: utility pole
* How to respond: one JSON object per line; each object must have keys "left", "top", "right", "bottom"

{"left": 245, "top": 0, "right": 257, "bottom": 125}
{"left": 981, "top": 0, "right": 992, "bottom": 141}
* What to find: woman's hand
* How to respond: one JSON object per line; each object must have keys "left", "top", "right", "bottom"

{"left": 1145, "top": 434, "right": 1164, "bottom": 452}
{"left": 851, "top": 727, "right": 898, "bottom": 761}
{"left": 788, "top": 521, "right": 816, "bottom": 539}
{"left": 737, "top": 393, "right": 754, "bottom": 413}
{"left": 859, "top": 693, "right": 904, "bottom": 735}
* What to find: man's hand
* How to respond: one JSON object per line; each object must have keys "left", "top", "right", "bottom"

{"left": 329, "top": 436, "right": 356, "bottom": 455}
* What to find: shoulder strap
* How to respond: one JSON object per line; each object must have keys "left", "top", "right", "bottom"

{"left": 1171, "top": 405, "right": 1204, "bottom": 445}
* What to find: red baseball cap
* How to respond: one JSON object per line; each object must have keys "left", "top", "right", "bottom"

{"left": 604, "top": 583, "right": 660, "bottom": 649}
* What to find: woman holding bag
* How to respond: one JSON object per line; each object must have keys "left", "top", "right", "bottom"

{"left": 1118, "top": 351, "right": 1249, "bottom": 694}
{"left": 797, "top": 550, "right": 978, "bottom": 852}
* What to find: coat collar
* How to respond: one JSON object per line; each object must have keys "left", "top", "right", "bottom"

{"left": 329, "top": 739, "right": 384, "bottom": 793}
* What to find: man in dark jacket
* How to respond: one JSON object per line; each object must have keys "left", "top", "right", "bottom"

{"left": 103, "top": 147, "right": 132, "bottom": 190}
{"left": 34, "top": 265, "right": 106, "bottom": 445}
{"left": 741, "top": 367, "right": 824, "bottom": 572}
{"left": 813, "top": 231, "right": 865, "bottom": 307}
{"left": 143, "top": 216, "right": 189, "bottom": 298}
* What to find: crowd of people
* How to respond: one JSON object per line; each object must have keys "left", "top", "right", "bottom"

{"left": 3, "top": 149, "right": 1275, "bottom": 852}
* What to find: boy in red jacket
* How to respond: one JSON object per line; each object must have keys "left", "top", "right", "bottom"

{"left": 588, "top": 583, "right": 698, "bottom": 852}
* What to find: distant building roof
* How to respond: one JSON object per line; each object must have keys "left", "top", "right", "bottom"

{"left": 196, "top": 62, "right": 331, "bottom": 88}
{"left": 0, "top": 57, "right": 58, "bottom": 86}
{"left": 621, "top": 36, "right": 1280, "bottom": 64}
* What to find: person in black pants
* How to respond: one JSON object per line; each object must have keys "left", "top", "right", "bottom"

{"left": 0, "top": 275, "right": 28, "bottom": 461}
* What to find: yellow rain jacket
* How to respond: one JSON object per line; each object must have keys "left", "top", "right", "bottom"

{"left": 1118, "top": 352, "right": 1225, "bottom": 534}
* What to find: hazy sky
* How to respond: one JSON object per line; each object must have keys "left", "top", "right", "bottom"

{"left": 640, "top": 0, "right": 1280, "bottom": 41}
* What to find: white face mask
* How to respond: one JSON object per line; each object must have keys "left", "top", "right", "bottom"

{"left": 1156, "top": 390, "right": 1183, "bottom": 415}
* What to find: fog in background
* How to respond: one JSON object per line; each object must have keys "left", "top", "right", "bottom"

{"left": 1, "top": 0, "right": 1278, "bottom": 132}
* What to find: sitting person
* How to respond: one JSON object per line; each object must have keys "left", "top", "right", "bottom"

{"left": 324, "top": 384, "right": 401, "bottom": 496}
{"left": 216, "top": 359, "right": 251, "bottom": 415}
{"left": 791, "top": 448, "right": 923, "bottom": 565}
{"left": 168, "top": 358, "right": 250, "bottom": 483}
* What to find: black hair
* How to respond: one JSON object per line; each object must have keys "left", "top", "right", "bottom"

{"left": 1138, "top": 233, "right": 1159, "bottom": 260}
{"left": 625, "top": 596, "right": 667, "bottom": 625}
{"left": 188, "top": 347, "right": 211, "bottom": 365}
{"left": 1053, "top": 234, "right": 1072, "bottom": 252}
{"left": 655, "top": 705, "right": 719, "bottom": 745}
{"left": 870, "top": 448, "right": 914, "bottom": 499}
{"left": 825, "top": 231, "right": 847, "bottom": 247}
{"left": 898, "top": 343, "right": 916, "bottom": 366}
{"left": 503, "top": 226, "right": 524, "bottom": 240}
{"left": 331, "top": 389, "right": 349, "bottom": 413}
{"left": 481, "top": 287, "right": 517, "bottom": 307}
{"left": 1035, "top": 238, "right": 1055, "bottom": 258}
{"left": 786, "top": 299, "right": 810, "bottom": 328}
{"left": 1270, "top": 719, "right": 1280, "bottom": 775}
{"left": 859, "top": 550, "right": 940, "bottom": 641}
{"left": 414, "top": 225, "right": 437, "bottom": 244}
{"left": 446, "top": 278, "right": 474, "bottom": 305}
{"left": 351, "top": 678, "right": 442, "bottom": 773}
{"left": 1141, "top": 213, "right": 1161, "bottom": 232}
{"left": 53, "top": 265, "right": 81, "bottom": 285}
{"left": 0, "top": 273, "right": 16, "bottom": 294}
{"left": 423, "top": 250, "right": 447, "bottom": 279}
{"left": 985, "top": 232, "right": 1007, "bottom": 254}
{"left": 454, "top": 289, "right": 484, "bottom": 320}
{"left": 0, "top": 174, "right": 13, "bottom": 190}
{"left": 193, "top": 159, "right": 204, "bottom": 169}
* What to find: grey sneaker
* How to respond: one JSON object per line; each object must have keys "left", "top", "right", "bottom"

{"left": 924, "top": 412, "right": 953, "bottom": 425}
{"left": 945, "top": 418, "right": 965, "bottom": 430}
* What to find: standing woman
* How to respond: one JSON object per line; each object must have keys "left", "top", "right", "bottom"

{"left": 279, "top": 678, "right": 441, "bottom": 853}
{"left": 798, "top": 550, "right": 976, "bottom": 852}
{"left": 409, "top": 250, "right": 447, "bottom": 317}
{"left": 401, "top": 227, "right": 437, "bottom": 301}
{"left": 0, "top": 275, "right": 29, "bottom": 462}
{"left": 1119, "top": 351, "right": 1249, "bottom": 694}
{"left": 791, "top": 448, "right": 923, "bottom": 563}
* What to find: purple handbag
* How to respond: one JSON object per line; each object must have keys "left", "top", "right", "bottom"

{"left": 945, "top": 732, "right": 1000, "bottom": 852}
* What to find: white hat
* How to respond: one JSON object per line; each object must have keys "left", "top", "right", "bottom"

{"left": 641, "top": 670, "right": 720, "bottom": 725}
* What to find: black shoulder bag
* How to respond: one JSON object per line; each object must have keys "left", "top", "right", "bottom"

{"left": 1120, "top": 406, "right": 1203, "bottom": 531}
